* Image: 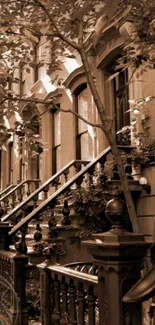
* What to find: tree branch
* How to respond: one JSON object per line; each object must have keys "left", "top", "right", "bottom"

{"left": 78, "top": 19, "right": 84, "bottom": 45}
{"left": 33, "top": 0, "right": 81, "bottom": 51}
{"left": 1, "top": 96, "right": 54, "bottom": 105}
{"left": 39, "top": 105, "right": 103, "bottom": 129}
{"left": 0, "top": 95, "right": 102, "bottom": 129}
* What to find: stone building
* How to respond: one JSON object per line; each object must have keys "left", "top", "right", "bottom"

{"left": 0, "top": 12, "right": 155, "bottom": 241}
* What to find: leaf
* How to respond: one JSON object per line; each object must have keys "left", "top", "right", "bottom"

{"left": 106, "top": 72, "right": 120, "bottom": 83}
{"left": 66, "top": 54, "right": 76, "bottom": 59}
{"left": 2, "top": 145, "right": 7, "bottom": 151}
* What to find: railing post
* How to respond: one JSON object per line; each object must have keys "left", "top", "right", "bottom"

{"left": 39, "top": 265, "right": 51, "bottom": 325}
{"left": 83, "top": 195, "right": 151, "bottom": 325}
{"left": 37, "top": 246, "right": 56, "bottom": 325}
{"left": 10, "top": 243, "right": 28, "bottom": 324}
{"left": 0, "top": 221, "right": 12, "bottom": 249}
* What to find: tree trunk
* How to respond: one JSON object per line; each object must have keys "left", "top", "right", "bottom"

{"left": 105, "top": 130, "right": 139, "bottom": 232}
{"left": 80, "top": 47, "right": 140, "bottom": 233}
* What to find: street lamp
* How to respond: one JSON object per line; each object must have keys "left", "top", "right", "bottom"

{"left": 139, "top": 176, "right": 151, "bottom": 194}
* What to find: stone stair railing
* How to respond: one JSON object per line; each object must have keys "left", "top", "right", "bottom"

{"left": 0, "top": 179, "right": 40, "bottom": 217}
{"left": 2, "top": 159, "right": 89, "bottom": 225}
{"left": 6, "top": 146, "right": 141, "bottom": 255}
{"left": 0, "top": 184, "right": 15, "bottom": 198}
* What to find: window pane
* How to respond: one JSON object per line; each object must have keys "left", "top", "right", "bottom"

{"left": 80, "top": 133, "right": 89, "bottom": 161}
{"left": 54, "top": 111, "right": 61, "bottom": 146}
{"left": 56, "top": 146, "right": 61, "bottom": 171}
{"left": 78, "top": 88, "right": 88, "bottom": 134}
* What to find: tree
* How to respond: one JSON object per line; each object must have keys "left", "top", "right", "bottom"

{"left": 0, "top": 0, "right": 154, "bottom": 232}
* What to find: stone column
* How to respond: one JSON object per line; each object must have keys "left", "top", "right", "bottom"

{"left": 83, "top": 195, "right": 151, "bottom": 325}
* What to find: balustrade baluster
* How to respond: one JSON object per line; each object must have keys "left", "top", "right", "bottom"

{"left": 32, "top": 194, "right": 38, "bottom": 211}
{"left": 43, "top": 185, "right": 49, "bottom": 200}
{"left": 0, "top": 202, "right": 5, "bottom": 218}
{"left": 88, "top": 167, "right": 95, "bottom": 188}
{"left": 14, "top": 210, "right": 22, "bottom": 226}
{"left": 17, "top": 186, "right": 23, "bottom": 202}
{"left": 60, "top": 280, "right": 69, "bottom": 324}
{"left": 76, "top": 175, "right": 84, "bottom": 189}
{"left": 26, "top": 181, "right": 31, "bottom": 196}
{"left": 78, "top": 283, "right": 85, "bottom": 325}
{"left": 23, "top": 184, "right": 26, "bottom": 200}
{"left": 112, "top": 164, "right": 120, "bottom": 180}
{"left": 48, "top": 210, "right": 57, "bottom": 239}
{"left": 34, "top": 180, "right": 39, "bottom": 191}
{"left": 53, "top": 177, "right": 60, "bottom": 191}
{"left": 63, "top": 168, "right": 69, "bottom": 183}
{"left": 99, "top": 157, "right": 106, "bottom": 171}
{"left": 33, "top": 223, "right": 43, "bottom": 254}
{"left": 74, "top": 162, "right": 83, "bottom": 187}
{"left": 4, "top": 197, "right": 9, "bottom": 214}
{"left": 19, "top": 224, "right": 28, "bottom": 254}
{"left": 125, "top": 158, "right": 133, "bottom": 180}
{"left": 30, "top": 181, "right": 34, "bottom": 194}
{"left": 87, "top": 285, "right": 96, "bottom": 325}
{"left": 69, "top": 280, "right": 77, "bottom": 325}
{"left": 11, "top": 192, "right": 16, "bottom": 209}
{"left": 74, "top": 161, "right": 81, "bottom": 174}
{"left": 99, "top": 159, "right": 107, "bottom": 185}
{"left": 61, "top": 199, "right": 71, "bottom": 226}
{"left": 53, "top": 276, "right": 61, "bottom": 325}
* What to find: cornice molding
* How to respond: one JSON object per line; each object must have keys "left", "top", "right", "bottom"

{"left": 44, "top": 87, "right": 63, "bottom": 101}
{"left": 29, "top": 79, "right": 47, "bottom": 96}
{"left": 63, "top": 66, "right": 85, "bottom": 90}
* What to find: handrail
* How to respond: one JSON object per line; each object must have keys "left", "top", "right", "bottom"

{"left": 123, "top": 265, "right": 155, "bottom": 303}
{"left": 47, "top": 265, "right": 98, "bottom": 285}
{"left": 0, "top": 179, "right": 40, "bottom": 203}
{"left": 9, "top": 146, "right": 111, "bottom": 236}
{"left": 2, "top": 160, "right": 89, "bottom": 223}
{"left": 0, "top": 184, "right": 15, "bottom": 198}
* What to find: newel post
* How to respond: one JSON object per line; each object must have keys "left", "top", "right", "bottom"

{"left": 0, "top": 221, "right": 12, "bottom": 249}
{"left": 37, "top": 245, "right": 58, "bottom": 325}
{"left": 83, "top": 195, "right": 151, "bottom": 325}
{"left": 10, "top": 242, "right": 29, "bottom": 325}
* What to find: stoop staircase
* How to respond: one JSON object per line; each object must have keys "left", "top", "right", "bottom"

{"left": 0, "top": 146, "right": 142, "bottom": 263}
{"left": 0, "top": 146, "right": 144, "bottom": 324}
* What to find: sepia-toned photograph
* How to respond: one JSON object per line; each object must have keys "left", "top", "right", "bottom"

{"left": 0, "top": 0, "right": 155, "bottom": 324}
